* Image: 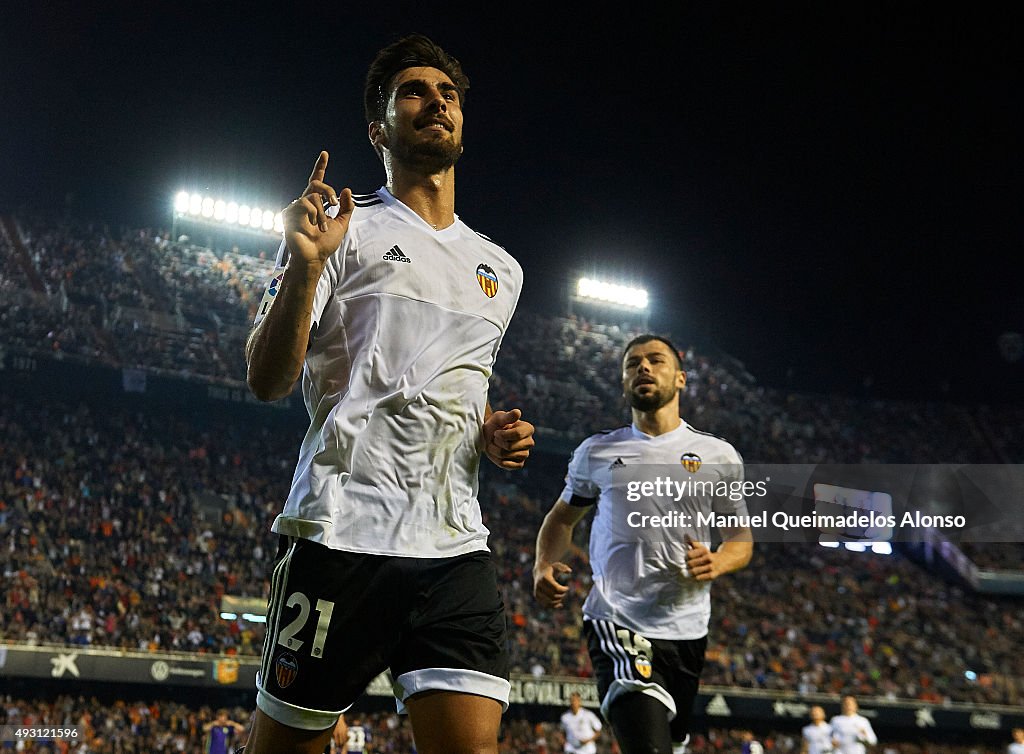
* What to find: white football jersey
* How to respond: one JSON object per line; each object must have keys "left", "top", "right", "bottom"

{"left": 562, "top": 421, "right": 747, "bottom": 639}
{"left": 258, "top": 187, "right": 522, "bottom": 557}
{"left": 802, "top": 722, "right": 834, "bottom": 754}
{"left": 829, "top": 714, "right": 877, "bottom": 754}
{"left": 560, "top": 708, "right": 602, "bottom": 754}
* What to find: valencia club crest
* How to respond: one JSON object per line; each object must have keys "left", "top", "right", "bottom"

{"left": 681, "top": 453, "right": 702, "bottom": 473}
{"left": 476, "top": 263, "right": 498, "bottom": 298}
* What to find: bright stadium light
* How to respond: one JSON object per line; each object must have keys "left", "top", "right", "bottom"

{"left": 576, "top": 277, "right": 649, "bottom": 310}
{"left": 242, "top": 613, "right": 268, "bottom": 624}
{"left": 172, "top": 190, "right": 286, "bottom": 238}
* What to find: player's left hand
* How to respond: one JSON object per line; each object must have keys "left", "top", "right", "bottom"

{"left": 482, "top": 408, "right": 535, "bottom": 470}
{"left": 684, "top": 537, "right": 724, "bottom": 581}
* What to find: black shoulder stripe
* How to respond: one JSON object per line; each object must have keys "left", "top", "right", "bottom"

{"left": 474, "top": 231, "right": 506, "bottom": 250}
{"left": 353, "top": 199, "right": 383, "bottom": 207}
{"left": 351, "top": 192, "right": 378, "bottom": 200}
{"left": 685, "top": 426, "right": 731, "bottom": 443}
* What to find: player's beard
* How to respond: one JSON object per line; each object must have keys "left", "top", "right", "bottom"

{"left": 628, "top": 382, "right": 676, "bottom": 412}
{"left": 390, "top": 129, "right": 463, "bottom": 173}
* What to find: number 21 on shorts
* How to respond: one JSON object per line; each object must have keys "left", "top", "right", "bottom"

{"left": 277, "top": 592, "right": 335, "bottom": 658}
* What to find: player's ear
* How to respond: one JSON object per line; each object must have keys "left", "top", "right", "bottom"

{"left": 677, "top": 369, "right": 687, "bottom": 390}
{"left": 368, "top": 121, "right": 388, "bottom": 151}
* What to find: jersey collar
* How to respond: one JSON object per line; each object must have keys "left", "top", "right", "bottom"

{"left": 630, "top": 419, "right": 688, "bottom": 441}
{"left": 379, "top": 186, "right": 463, "bottom": 240}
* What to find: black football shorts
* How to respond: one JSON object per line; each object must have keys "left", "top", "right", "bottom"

{"left": 256, "top": 537, "right": 510, "bottom": 730}
{"left": 584, "top": 618, "right": 706, "bottom": 737}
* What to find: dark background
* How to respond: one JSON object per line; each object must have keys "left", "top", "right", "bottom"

{"left": 3, "top": 3, "right": 1021, "bottom": 403}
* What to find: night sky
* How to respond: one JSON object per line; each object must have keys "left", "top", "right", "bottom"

{"left": 3, "top": 4, "right": 1021, "bottom": 404}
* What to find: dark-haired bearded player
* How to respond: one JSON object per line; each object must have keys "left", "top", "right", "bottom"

{"left": 242, "top": 33, "right": 534, "bottom": 754}
{"left": 534, "top": 335, "right": 752, "bottom": 754}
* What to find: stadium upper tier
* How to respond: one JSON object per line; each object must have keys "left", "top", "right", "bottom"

{"left": 0, "top": 213, "right": 1019, "bottom": 464}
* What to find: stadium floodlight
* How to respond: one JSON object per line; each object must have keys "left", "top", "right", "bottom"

{"left": 173, "top": 190, "right": 285, "bottom": 237}
{"left": 576, "top": 277, "right": 649, "bottom": 311}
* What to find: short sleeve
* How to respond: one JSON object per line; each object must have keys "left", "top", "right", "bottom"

{"left": 559, "top": 438, "right": 599, "bottom": 505}
{"left": 252, "top": 240, "right": 288, "bottom": 327}
{"left": 252, "top": 232, "right": 345, "bottom": 330}
{"left": 711, "top": 446, "right": 750, "bottom": 519}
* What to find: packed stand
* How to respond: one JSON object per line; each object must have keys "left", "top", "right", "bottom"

{"left": 0, "top": 695, "right": 1000, "bottom": 753}
{"left": 2, "top": 393, "right": 1023, "bottom": 705}
{"left": 0, "top": 394, "right": 288, "bottom": 655}
{"left": 4, "top": 213, "right": 278, "bottom": 382}
{"left": 3, "top": 214, "right": 1024, "bottom": 705}
{"left": 2, "top": 213, "right": 1015, "bottom": 465}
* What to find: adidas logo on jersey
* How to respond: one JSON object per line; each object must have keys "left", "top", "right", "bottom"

{"left": 608, "top": 457, "right": 626, "bottom": 470}
{"left": 383, "top": 245, "right": 411, "bottom": 263}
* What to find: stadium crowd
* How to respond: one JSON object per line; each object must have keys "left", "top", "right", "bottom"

{"left": 1, "top": 391, "right": 1022, "bottom": 706}
{"left": 0, "top": 696, "right": 1003, "bottom": 753}
{"left": 2, "top": 212, "right": 1023, "bottom": 747}
{"left": 1, "top": 213, "right": 1020, "bottom": 466}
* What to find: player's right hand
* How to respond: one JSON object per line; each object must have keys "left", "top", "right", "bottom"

{"left": 282, "top": 151, "right": 354, "bottom": 266}
{"left": 533, "top": 562, "right": 572, "bottom": 608}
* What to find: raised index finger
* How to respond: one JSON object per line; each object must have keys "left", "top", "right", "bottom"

{"left": 309, "top": 151, "right": 329, "bottom": 184}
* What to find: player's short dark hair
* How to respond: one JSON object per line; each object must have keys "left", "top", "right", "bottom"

{"left": 364, "top": 33, "right": 470, "bottom": 123}
{"left": 622, "top": 334, "right": 684, "bottom": 370}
